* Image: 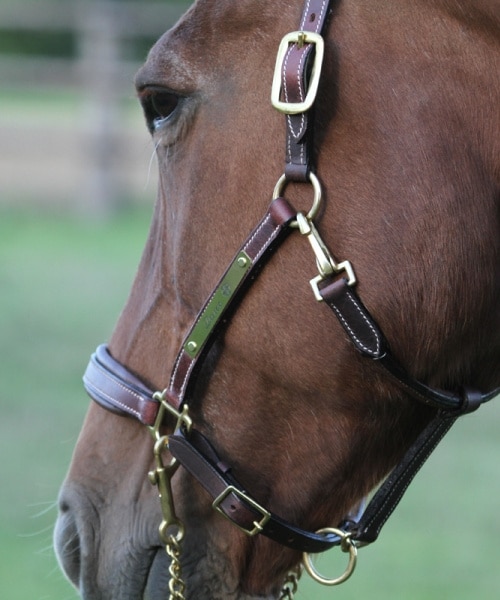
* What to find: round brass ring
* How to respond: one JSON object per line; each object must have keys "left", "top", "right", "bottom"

{"left": 272, "top": 172, "right": 322, "bottom": 225}
{"left": 302, "top": 528, "right": 357, "bottom": 586}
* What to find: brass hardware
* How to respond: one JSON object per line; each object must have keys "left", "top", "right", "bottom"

{"left": 279, "top": 566, "right": 302, "bottom": 599}
{"left": 296, "top": 212, "right": 357, "bottom": 301}
{"left": 273, "top": 172, "right": 322, "bottom": 224}
{"left": 303, "top": 527, "right": 358, "bottom": 586}
{"left": 272, "top": 31, "right": 325, "bottom": 114}
{"left": 150, "top": 391, "right": 192, "bottom": 442}
{"left": 148, "top": 395, "right": 192, "bottom": 540}
{"left": 149, "top": 436, "right": 185, "bottom": 544}
{"left": 148, "top": 394, "right": 191, "bottom": 598}
{"left": 310, "top": 265, "right": 357, "bottom": 301}
{"left": 165, "top": 534, "right": 187, "bottom": 599}
{"left": 186, "top": 341, "right": 198, "bottom": 353}
{"left": 212, "top": 485, "right": 271, "bottom": 536}
{"left": 237, "top": 256, "right": 248, "bottom": 268}
{"left": 183, "top": 251, "right": 251, "bottom": 359}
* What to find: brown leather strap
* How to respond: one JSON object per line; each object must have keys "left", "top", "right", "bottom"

{"left": 83, "top": 344, "right": 159, "bottom": 426}
{"left": 168, "top": 197, "right": 297, "bottom": 409}
{"left": 279, "top": 0, "right": 332, "bottom": 181}
{"left": 169, "top": 429, "right": 343, "bottom": 552}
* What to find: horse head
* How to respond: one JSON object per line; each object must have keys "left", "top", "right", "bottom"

{"left": 54, "top": 1, "right": 499, "bottom": 598}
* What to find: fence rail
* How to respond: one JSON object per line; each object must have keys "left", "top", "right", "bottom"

{"left": 0, "top": 1, "right": 188, "bottom": 214}
{"left": 0, "top": 0, "right": 187, "bottom": 36}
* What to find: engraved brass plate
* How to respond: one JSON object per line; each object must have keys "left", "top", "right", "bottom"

{"left": 183, "top": 251, "right": 251, "bottom": 359}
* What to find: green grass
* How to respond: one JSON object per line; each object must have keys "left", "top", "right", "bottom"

{"left": 1, "top": 205, "right": 499, "bottom": 599}
{"left": 0, "top": 206, "right": 151, "bottom": 599}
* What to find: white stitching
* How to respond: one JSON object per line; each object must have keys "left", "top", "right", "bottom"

{"left": 300, "top": 0, "right": 329, "bottom": 32}
{"left": 92, "top": 361, "right": 148, "bottom": 405}
{"left": 283, "top": 47, "right": 306, "bottom": 163}
{"left": 84, "top": 372, "right": 143, "bottom": 420}
{"left": 170, "top": 345, "right": 188, "bottom": 393}
{"left": 299, "top": 0, "right": 312, "bottom": 29}
{"left": 327, "top": 289, "right": 382, "bottom": 356}
{"left": 170, "top": 214, "right": 281, "bottom": 397}
{"left": 244, "top": 213, "right": 280, "bottom": 262}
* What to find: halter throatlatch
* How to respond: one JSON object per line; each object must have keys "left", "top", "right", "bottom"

{"left": 81, "top": 0, "right": 499, "bottom": 597}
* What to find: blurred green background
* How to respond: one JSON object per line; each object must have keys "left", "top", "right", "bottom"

{"left": 1, "top": 1, "right": 499, "bottom": 599}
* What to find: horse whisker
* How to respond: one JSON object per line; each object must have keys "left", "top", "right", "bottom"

{"left": 144, "top": 139, "right": 160, "bottom": 191}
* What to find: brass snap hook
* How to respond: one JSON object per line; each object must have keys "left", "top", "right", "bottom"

{"left": 303, "top": 527, "right": 358, "bottom": 586}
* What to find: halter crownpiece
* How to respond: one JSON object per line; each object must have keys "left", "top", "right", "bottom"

{"left": 82, "top": 0, "right": 499, "bottom": 595}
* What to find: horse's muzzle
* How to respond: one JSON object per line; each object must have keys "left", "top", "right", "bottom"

{"left": 54, "top": 503, "right": 81, "bottom": 588}
{"left": 53, "top": 483, "right": 104, "bottom": 598}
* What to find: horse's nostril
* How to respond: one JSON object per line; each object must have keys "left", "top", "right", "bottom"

{"left": 54, "top": 501, "right": 82, "bottom": 588}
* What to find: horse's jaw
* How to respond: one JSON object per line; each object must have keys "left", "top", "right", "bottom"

{"left": 53, "top": 444, "right": 285, "bottom": 600}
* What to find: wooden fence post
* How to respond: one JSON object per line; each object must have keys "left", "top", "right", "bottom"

{"left": 76, "top": 0, "right": 123, "bottom": 216}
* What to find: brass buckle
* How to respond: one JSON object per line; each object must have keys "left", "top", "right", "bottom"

{"left": 212, "top": 485, "right": 271, "bottom": 536}
{"left": 149, "top": 390, "right": 192, "bottom": 443}
{"left": 271, "top": 31, "right": 325, "bottom": 114}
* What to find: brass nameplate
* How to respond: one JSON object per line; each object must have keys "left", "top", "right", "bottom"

{"left": 184, "top": 251, "right": 251, "bottom": 359}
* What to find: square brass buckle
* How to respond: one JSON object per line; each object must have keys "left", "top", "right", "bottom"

{"left": 271, "top": 31, "right": 325, "bottom": 114}
{"left": 212, "top": 485, "right": 271, "bottom": 537}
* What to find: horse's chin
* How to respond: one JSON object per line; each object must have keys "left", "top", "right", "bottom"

{"left": 146, "top": 546, "right": 280, "bottom": 600}
{"left": 143, "top": 549, "right": 171, "bottom": 600}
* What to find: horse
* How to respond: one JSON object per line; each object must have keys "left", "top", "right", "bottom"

{"left": 54, "top": 0, "right": 500, "bottom": 598}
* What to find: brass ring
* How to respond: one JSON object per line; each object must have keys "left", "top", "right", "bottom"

{"left": 272, "top": 172, "right": 322, "bottom": 225}
{"left": 159, "top": 520, "right": 185, "bottom": 544}
{"left": 302, "top": 527, "right": 357, "bottom": 586}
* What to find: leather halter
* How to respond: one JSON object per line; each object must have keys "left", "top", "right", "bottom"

{"left": 83, "top": 0, "right": 499, "bottom": 557}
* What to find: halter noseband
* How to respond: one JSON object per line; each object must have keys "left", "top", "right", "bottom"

{"left": 82, "top": 0, "right": 499, "bottom": 590}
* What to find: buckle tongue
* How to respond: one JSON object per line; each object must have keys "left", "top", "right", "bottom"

{"left": 212, "top": 485, "right": 271, "bottom": 536}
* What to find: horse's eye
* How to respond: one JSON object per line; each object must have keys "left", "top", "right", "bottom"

{"left": 151, "top": 92, "right": 179, "bottom": 120}
{"left": 140, "top": 87, "right": 181, "bottom": 133}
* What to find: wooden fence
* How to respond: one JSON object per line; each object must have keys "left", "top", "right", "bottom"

{"left": 0, "top": 1, "right": 188, "bottom": 215}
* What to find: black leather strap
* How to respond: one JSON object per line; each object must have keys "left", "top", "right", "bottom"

{"left": 319, "top": 278, "right": 500, "bottom": 411}
{"left": 350, "top": 412, "right": 457, "bottom": 544}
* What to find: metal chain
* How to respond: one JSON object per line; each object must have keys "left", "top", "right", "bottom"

{"left": 279, "top": 567, "right": 302, "bottom": 600}
{"left": 165, "top": 534, "right": 187, "bottom": 600}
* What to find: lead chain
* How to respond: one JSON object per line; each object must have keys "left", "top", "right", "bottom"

{"left": 279, "top": 566, "right": 302, "bottom": 600}
{"left": 165, "top": 534, "right": 187, "bottom": 600}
